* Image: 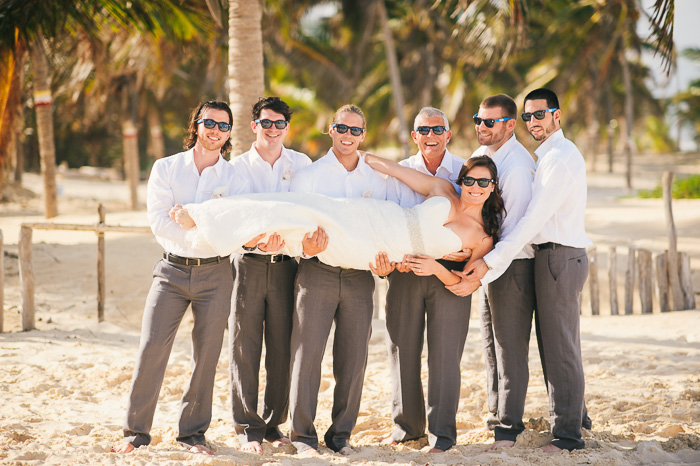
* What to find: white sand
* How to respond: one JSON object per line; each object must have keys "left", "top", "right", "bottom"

{"left": 1, "top": 155, "right": 699, "bottom": 465}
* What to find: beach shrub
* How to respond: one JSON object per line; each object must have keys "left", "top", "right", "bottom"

{"left": 638, "top": 174, "right": 700, "bottom": 199}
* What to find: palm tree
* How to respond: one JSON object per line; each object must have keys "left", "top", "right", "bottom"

{"left": 228, "top": 0, "right": 264, "bottom": 156}
{"left": 0, "top": 0, "right": 206, "bottom": 216}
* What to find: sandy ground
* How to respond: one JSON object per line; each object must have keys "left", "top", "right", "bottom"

{"left": 1, "top": 153, "right": 699, "bottom": 465}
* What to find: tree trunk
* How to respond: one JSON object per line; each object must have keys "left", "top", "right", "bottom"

{"left": 228, "top": 0, "right": 264, "bottom": 157}
{"left": 605, "top": 76, "right": 614, "bottom": 173}
{"left": 377, "top": 0, "right": 410, "bottom": 159}
{"left": 30, "top": 39, "right": 59, "bottom": 218}
{"left": 663, "top": 171, "right": 685, "bottom": 310}
{"left": 122, "top": 119, "right": 140, "bottom": 210}
{"left": 147, "top": 109, "right": 166, "bottom": 162}
{"left": 620, "top": 50, "right": 633, "bottom": 190}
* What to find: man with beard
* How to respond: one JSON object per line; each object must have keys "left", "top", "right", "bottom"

{"left": 113, "top": 101, "right": 246, "bottom": 455}
{"left": 463, "top": 88, "right": 591, "bottom": 452}
{"left": 450, "top": 94, "right": 536, "bottom": 433}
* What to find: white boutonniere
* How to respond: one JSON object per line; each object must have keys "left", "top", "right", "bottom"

{"left": 282, "top": 167, "right": 294, "bottom": 181}
{"left": 212, "top": 186, "right": 228, "bottom": 199}
{"left": 362, "top": 189, "right": 372, "bottom": 198}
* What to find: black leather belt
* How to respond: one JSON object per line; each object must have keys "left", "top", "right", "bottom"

{"left": 163, "top": 252, "right": 228, "bottom": 266}
{"left": 533, "top": 242, "right": 557, "bottom": 251}
{"left": 245, "top": 253, "right": 293, "bottom": 263}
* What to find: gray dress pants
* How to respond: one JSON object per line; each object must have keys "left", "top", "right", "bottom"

{"left": 123, "top": 257, "right": 233, "bottom": 448}
{"left": 533, "top": 245, "right": 588, "bottom": 450}
{"left": 488, "top": 259, "right": 536, "bottom": 442}
{"left": 478, "top": 287, "right": 499, "bottom": 418}
{"left": 289, "top": 259, "right": 375, "bottom": 453}
{"left": 384, "top": 268, "right": 471, "bottom": 452}
{"left": 229, "top": 254, "right": 297, "bottom": 445}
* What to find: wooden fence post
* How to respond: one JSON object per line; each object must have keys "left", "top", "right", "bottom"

{"left": 655, "top": 252, "right": 670, "bottom": 313}
{"left": 0, "top": 229, "right": 4, "bottom": 333}
{"left": 588, "top": 247, "right": 599, "bottom": 315}
{"left": 663, "top": 171, "right": 685, "bottom": 310}
{"left": 624, "top": 247, "right": 636, "bottom": 315}
{"left": 609, "top": 246, "right": 618, "bottom": 315}
{"left": 637, "top": 249, "right": 653, "bottom": 314}
{"left": 97, "top": 204, "right": 106, "bottom": 322}
{"left": 19, "top": 226, "right": 35, "bottom": 331}
{"left": 679, "top": 252, "right": 696, "bottom": 310}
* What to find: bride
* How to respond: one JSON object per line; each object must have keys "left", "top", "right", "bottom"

{"left": 363, "top": 153, "right": 503, "bottom": 284}
{"left": 172, "top": 155, "right": 504, "bottom": 280}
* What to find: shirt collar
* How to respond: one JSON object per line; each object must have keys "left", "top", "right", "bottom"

{"left": 489, "top": 134, "right": 519, "bottom": 165}
{"left": 535, "top": 128, "right": 564, "bottom": 159}
{"left": 186, "top": 148, "right": 227, "bottom": 175}
{"left": 415, "top": 149, "right": 459, "bottom": 175}
{"left": 247, "top": 142, "right": 291, "bottom": 166}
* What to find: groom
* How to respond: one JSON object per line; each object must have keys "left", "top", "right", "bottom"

{"left": 382, "top": 107, "right": 470, "bottom": 453}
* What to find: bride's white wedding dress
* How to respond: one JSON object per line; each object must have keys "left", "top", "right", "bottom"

{"left": 185, "top": 192, "right": 462, "bottom": 270}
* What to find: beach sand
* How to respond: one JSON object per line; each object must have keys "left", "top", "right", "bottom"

{"left": 1, "top": 154, "right": 699, "bottom": 465}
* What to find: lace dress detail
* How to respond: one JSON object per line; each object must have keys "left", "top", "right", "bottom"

{"left": 404, "top": 206, "right": 426, "bottom": 255}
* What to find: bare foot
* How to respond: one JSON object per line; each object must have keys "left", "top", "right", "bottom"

{"left": 240, "top": 441, "right": 263, "bottom": 455}
{"left": 189, "top": 444, "right": 214, "bottom": 455}
{"left": 271, "top": 437, "right": 291, "bottom": 448}
{"left": 485, "top": 440, "right": 515, "bottom": 451}
{"left": 297, "top": 447, "right": 321, "bottom": 457}
{"left": 540, "top": 444, "right": 563, "bottom": 453}
{"left": 111, "top": 442, "right": 135, "bottom": 454}
{"left": 429, "top": 447, "right": 445, "bottom": 453}
{"left": 338, "top": 445, "right": 355, "bottom": 456}
{"left": 381, "top": 436, "right": 398, "bottom": 446}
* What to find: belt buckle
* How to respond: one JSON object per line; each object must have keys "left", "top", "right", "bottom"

{"left": 187, "top": 257, "right": 201, "bottom": 266}
{"left": 270, "top": 255, "right": 279, "bottom": 264}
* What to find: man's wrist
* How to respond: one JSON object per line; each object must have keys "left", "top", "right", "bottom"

{"left": 242, "top": 244, "right": 257, "bottom": 252}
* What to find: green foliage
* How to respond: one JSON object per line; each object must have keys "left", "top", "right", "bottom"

{"left": 638, "top": 175, "right": 700, "bottom": 199}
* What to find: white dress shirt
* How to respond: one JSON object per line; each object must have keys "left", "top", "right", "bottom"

{"left": 290, "top": 148, "right": 387, "bottom": 200}
{"left": 147, "top": 149, "right": 249, "bottom": 258}
{"left": 472, "top": 135, "right": 536, "bottom": 270}
{"left": 230, "top": 143, "right": 312, "bottom": 194}
{"left": 482, "top": 129, "right": 592, "bottom": 284}
{"left": 387, "top": 149, "right": 464, "bottom": 208}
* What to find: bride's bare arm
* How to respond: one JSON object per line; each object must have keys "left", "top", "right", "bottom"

{"left": 405, "top": 254, "right": 461, "bottom": 286}
{"left": 363, "top": 152, "right": 454, "bottom": 198}
{"left": 445, "top": 235, "right": 493, "bottom": 296}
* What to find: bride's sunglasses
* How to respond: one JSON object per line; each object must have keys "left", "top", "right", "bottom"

{"left": 460, "top": 176, "right": 494, "bottom": 188}
{"left": 332, "top": 123, "right": 365, "bottom": 136}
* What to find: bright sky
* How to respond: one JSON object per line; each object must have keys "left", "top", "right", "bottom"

{"left": 639, "top": 0, "right": 700, "bottom": 97}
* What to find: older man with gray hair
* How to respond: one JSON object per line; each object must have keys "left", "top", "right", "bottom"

{"left": 382, "top": 107, "right": 470, "bottom": 453}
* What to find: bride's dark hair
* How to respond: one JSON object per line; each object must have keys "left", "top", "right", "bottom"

{"left": 457, "top": 156, "right": 505, "bottom": 242}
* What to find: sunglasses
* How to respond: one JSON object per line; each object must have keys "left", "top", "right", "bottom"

{"left": 460, "top": 176, "right": 494, "bottom": 188}
{"left": 254, "top": 119, "right": 289, "bottom": 129}
{"left": 196, "top": 118, "right": 232, "bottom": 132}
{"left": 473, "top": 114, "right": 512, "bottom": 128}
{"left": 415, "top": 125, "right": 447, "bottom": 136}
{"left": 332, "top": 123, "right": 365, "bottom": 136}
{"left": 520, "top": 108, "right": 557, "bottom": 122}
